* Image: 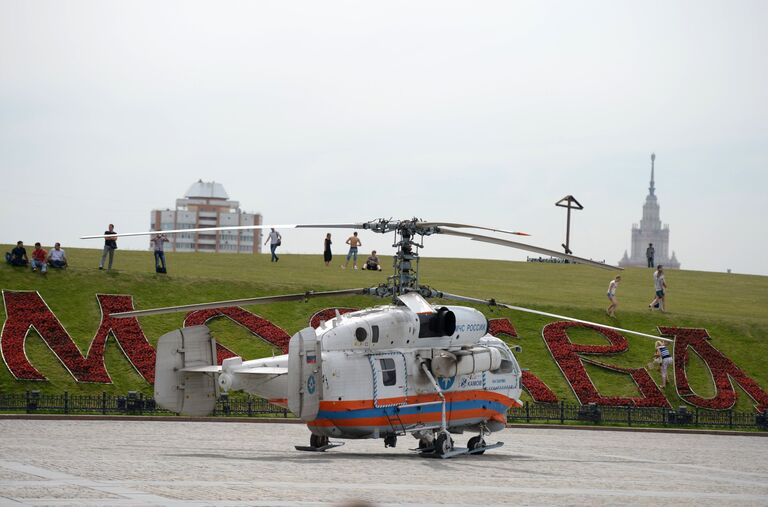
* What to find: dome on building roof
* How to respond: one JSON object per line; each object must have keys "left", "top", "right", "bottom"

{"left": 185, "top": 180, "right": 229, "bottom": 199}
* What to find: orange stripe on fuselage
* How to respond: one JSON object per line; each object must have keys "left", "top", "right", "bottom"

{"left": 307, "top": 407, "right": 510, "bottom": 428}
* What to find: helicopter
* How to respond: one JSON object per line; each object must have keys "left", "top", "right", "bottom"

{"left": 83, "top": 218, "right": 668, "bottom": 458}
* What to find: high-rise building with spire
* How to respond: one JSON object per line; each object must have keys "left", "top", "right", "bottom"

{"left": 618, "top": 154, "right": 680, "bottom": 268}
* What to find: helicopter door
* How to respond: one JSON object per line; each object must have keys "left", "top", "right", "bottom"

{"left": 287, "top": 327, "right": 322, "bottom": 422}
{"left": 371, "top": 353, "right": 407, "bottom": 408}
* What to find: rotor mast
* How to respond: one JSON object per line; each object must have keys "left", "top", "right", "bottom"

{"left": 361, "top": 218, "right": 440, "bottom": 302}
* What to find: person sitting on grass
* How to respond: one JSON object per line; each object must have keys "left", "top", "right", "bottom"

{"left": 362, "top": 250, "right": 382, "bottom": 271}
{"left": 30, "top": 242, "right": 48, "bottom": 274}
{"left": 6, "top": 241, "right": 28, "bottom": 267}
{"left": 47, "top": 242, "right": 68, "bottom": 269}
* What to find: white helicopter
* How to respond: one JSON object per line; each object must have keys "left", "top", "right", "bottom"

{"left": 83, "top": 219, "right": 668, "bottom": 458}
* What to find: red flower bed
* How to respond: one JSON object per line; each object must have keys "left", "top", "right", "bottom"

{"left": 488, "top": 317, "right": 559, "bottom": 403}
{"left": 1, "top": 291, "right": 111, "bottom": 382}
{"left": 659, "top": 327, "right": 768, "bottom": 412}
{"left": 94, "top": 295, "right": 157, "bottom": 383}
{"left": 543, "top": 321, "right": 668, "bottom": 408}
{"left": 0, "top": 291, "right": 157, "bottom": 383}
{"left": 185, "top": 307, "right": 293, "bottom": 360}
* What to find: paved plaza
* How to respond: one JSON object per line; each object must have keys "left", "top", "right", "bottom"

{"left": 0, "top": 418, "right": 766, "bottom": 506}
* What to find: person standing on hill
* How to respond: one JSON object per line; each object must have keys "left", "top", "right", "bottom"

{"left": 152, "top": 233, "right": 169, "bottom": 273}
{"left": 605, "top": 275, "right": 620, "bottom": 317}
{"left": 342, "top": 231, "right": 361, "bottom": 270}
{"left": 99, "top": 224, "right": 117, "bottom": 271}
{"left": 649, "top": 265, "right": 667, "bottom": 312}
{"left": 323, "top": 233, "right": 332, "bottom": 266}
{"left": 646, "top": 243, "right": 655, "bottom": 268}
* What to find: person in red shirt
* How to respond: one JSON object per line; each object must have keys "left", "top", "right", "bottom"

{"left": 31, "top": 242, "right": 48, "bottom": 274}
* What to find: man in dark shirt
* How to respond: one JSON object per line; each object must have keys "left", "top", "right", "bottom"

{"left": 362, "top": 250, "right": 382, "bottom": 271}
{"left": 6, "top": 241, "right": 28, "bottom": 266}
{"left": 99, "top": 224, "right": 118, "bottom": 270}
{"left": 646, "top": 243, "right": 655, "bottom": 268}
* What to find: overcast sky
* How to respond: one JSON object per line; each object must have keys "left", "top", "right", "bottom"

{"left": 1, "top": 1, "right": 766, "bottom": 275}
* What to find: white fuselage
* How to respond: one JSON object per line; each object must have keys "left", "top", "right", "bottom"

{"left": 227, "top": 304, "right": 523, "bottom": 438}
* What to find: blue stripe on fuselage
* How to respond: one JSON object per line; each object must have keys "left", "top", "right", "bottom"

{"left": 316, "top": 399, "right": 509, "bottom": 420}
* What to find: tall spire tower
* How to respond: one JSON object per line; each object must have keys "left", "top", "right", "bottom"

{"left": 618, "top": 154, "right": 680, "bottom": 268}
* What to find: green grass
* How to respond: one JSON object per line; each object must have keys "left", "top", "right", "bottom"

{"left": 1, "top": 245, "right": 767, "bottom": 412}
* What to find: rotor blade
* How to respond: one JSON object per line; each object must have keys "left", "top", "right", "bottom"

{"left": 111, "top": 288, "right": 369, "bottom": 318}
{"left": 439, "top": 228, "right": 620, "bottom": 270}
{"left": 418, "top": 222, "right": 530, "bottom": 236}
{"left": 436, "top": 291, "right": 670, "bottom": 342}
{"left": 81, "top": 223, "right": 365, "bottom": 240}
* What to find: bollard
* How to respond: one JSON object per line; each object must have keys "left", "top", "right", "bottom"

{"left": 26, "top": 390, "right": 40, "bottom": 413}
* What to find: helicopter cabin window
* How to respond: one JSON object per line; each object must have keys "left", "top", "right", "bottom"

{"left": 380, "top": 358, "right": 396, "bottom": 386}
{"left": 372, "top": 325, "right": 379, "bottom": 343}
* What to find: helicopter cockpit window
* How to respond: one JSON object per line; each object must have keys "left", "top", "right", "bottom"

{"left": 491, "top": 345, "right": 518, "bottom": 374}
{"left": 380, "top": 358, "right": 396, "bottom": 386}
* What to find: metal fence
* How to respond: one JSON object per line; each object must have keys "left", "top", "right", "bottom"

{"left": 1, "top": 391, "right": 766, "bottom": 431}
{"left": 509, "top": 401, "right": 767, "bottom": 430}
{"left": 0, "top": 391, "right": 289, "bottom": 418}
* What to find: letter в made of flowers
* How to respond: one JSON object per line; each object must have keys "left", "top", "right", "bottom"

{"left": 542, "top": 321, "right": 669, "bottom": 408}
{"left": 659, "top": 326, "right": 768, "bottom": 412}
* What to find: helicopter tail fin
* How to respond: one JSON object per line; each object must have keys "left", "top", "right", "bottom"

{"left": 154, "top": 325, "right": 218, "bottom": 416}
{"left": 287, "top": 327, "right": 322, "bottom": 422}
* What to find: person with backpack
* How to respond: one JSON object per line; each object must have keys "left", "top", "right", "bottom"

{"left": 265, "top": 228, "right": 282, "bottom": 262}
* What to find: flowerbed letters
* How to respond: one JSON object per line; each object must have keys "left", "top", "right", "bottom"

{"left": 2, "top": 290, "right": 766, "bottom": 412}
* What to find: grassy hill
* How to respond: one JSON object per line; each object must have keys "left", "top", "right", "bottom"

{"left": 2, "top": 244, "right": 767, "bottom": 412}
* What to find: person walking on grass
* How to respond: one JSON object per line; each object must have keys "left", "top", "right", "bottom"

{"left": 649, "top": 264, "right": 667, "bottom": 312}
{"left": 655, "top": 340, "right": 673, "bottom": 388}
{"left": 605, "top": 275, "right": 620, "bottom": 317}
{"left": 265, "top": 228, "right": 281, "bottom": 262}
